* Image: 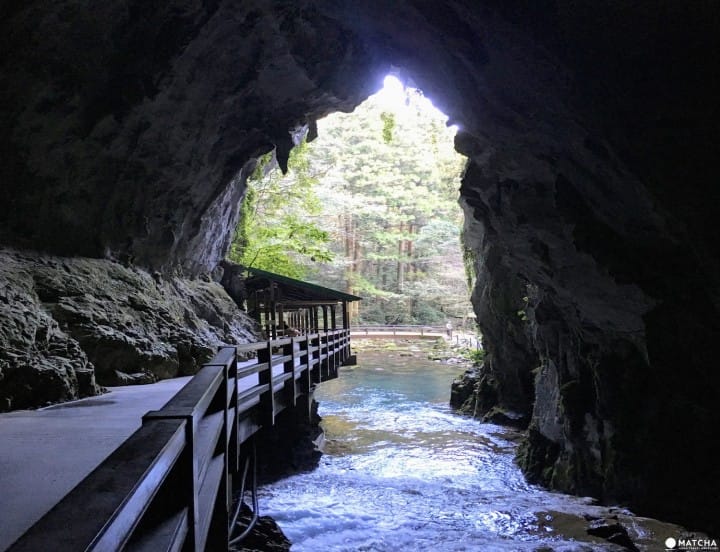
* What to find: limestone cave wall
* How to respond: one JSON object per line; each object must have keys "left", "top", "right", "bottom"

{"left": 0, "top": 248, "right": 259, "bottom": 411}
{"left": 1, "top": 0, "right": 718, "bottom": 534}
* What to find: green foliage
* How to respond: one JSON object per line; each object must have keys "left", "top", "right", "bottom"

{"left": 467, "top": 348, "right": 486, "bottom": 365}
{"left": 380, "top": 111, "right": 395, "bottom": 143}
{"left": 228, "top": 139, "right": 332, "bottom": 278}
{"left": 249, "top": 152, "right": 273, "bottom": 181}
{"left": 303, "top": 84, "right": 469, "bottom": 324}
{"left": 229, "top": 80, "right": 472, "bottom": 324}
{"left": 460, "top": 228, "right": 477, "bottom": 291}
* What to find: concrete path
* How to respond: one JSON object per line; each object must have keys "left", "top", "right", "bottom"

{"left": 0, "top": 377, "right": 191, "bottom": 551}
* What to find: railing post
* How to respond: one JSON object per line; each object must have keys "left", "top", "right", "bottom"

{"left": 311, "top": 333, "right": 321, "bottom": 384}
{"left": 142, "top": 410, "right": 199, "bottom": 550}
{"left": 330, "top": 331, "right": 337, "bottom": 378}
{"left": 258, "top": 341, "right": 275, "bottom": 427}
{"left": 321, "top": 332, "right": 329, "bottom": 381}
{"left": 328, "top": 332, "right": 334, "bottom": 378}
{"left": 227, "top": 348, "right": 239, "bottom": 476}
{"left": 207, "top": 353, "right": 232, "bottom": 551}
{"left": 347, "top": 329, "right": 351, "bottom": 360}
{"left": 298, "top": 336, "right": 312, "bottom": 419}
{"left": 283, "top": 338, "right": 297, "bottom": 406}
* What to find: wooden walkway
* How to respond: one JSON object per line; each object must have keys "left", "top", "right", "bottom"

{"left": 0, "top": 378, "right": 191, "bottom": 551}
{"left": 3, "top": 330, "right": 351, "bottom": 552}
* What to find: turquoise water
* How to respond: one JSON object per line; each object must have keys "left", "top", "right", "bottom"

{"left": 259, "top": 345, "right": 678, "bottom": 551}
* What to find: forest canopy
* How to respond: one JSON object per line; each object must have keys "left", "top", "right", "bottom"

{"left": 229, "top": 76, "right": 471, "bottom": 325}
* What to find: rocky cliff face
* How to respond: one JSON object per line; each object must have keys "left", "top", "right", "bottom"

{"left": 0, "top": 0, "right": 375, "bottom": 274}
{"left": 1, "top": 0, "right": 718, "bottom": 534}
{"left": 0, "top": 249, "right": 258, "bottom": 411}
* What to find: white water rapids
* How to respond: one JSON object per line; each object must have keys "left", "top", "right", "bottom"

{"left": 258, "top": 343, "right": 684, "bottom": 551}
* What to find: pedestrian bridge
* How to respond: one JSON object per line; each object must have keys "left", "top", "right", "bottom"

{"left": 2, "top": 330, "right": 352, "bottom": 552}
{"left": 352, "top": 325, "right": 481, "bottom": 350}
{"left": 351, "top": 324, "right": 448, "bottom": 339}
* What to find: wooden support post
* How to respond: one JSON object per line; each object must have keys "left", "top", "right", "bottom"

{"left": 329, "top": 331, "right": 337, "bottom": 379}
{"left": 268, "top": 283, "right": 278, "bottom": 339}
{"left": 342, "top": 301, "right": 349, "bottom": 330}
{"left": 226, "top": 346, "right": 239, "bottom": 474}
{"left": 346, "top": 329, "right": 351, "bottom": 362}
{"left": 322, "top": 305, "right": 329, "bottom": 332}
{"left": 269, "top": 300, "right": 277, "bottom": 339}
{"left": 183, "top": 419, "right": 200, "bottom": 550}
{"left": 320, "top": 332, "right": 328, "bottom": 381}
{"left": 206, "top": 357, "right": 231, "bottom": 551}
{"left": 311, "top": 333, "right": 321, "bottom": 384}
{"left": 257, "top": 342, "right": 275, "bottom": 427}
{"left": 283, "top": 338, "right": 296, "bottom": 406}
{"left": 331, "top": 305, "right": 337, "bottom": 330}
{"left": 299, "top": 336, "right": 312, "bottom": 420}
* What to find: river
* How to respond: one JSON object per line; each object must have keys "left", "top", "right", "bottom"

{"left": 259, "top": 341, "right": 684, "bottom": 551}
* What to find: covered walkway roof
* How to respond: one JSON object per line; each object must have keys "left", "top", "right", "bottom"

{"left": 244, "top": 267, "right": 362, "bottom": 307}
{"left": 243, "top": 267, "right": 361, "bottom": 336}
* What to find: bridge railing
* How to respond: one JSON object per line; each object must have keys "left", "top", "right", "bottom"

{"left": 351, "top": 324, "right": 446, "bottom": 336}
{"left": 9, "top": 329, "right": 351, "bottom": 552}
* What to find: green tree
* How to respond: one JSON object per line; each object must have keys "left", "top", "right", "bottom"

{"left": 230, "top": 80, "right": 472, "bottom": 325}
{"left": 306, "top": 85, "right": 468, "bottom": 323}
{"left": 228, "top": 140, "right": 332, "bottom": 279}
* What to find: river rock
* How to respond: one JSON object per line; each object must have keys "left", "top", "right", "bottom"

{"left": 450, "top": 365, "right": 482, "bottom": 413}
{"left": 230, "top": 503, "right": 291, "bottom": 552}
{"left": 0, "top": 248, "right": 258, "bottom": 411}
{"left": 586, "top": 518, "right": 639, "bottom": 552}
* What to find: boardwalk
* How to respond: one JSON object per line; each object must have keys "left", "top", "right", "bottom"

{"left": 2, "top": 330, "right": 350, "bottom": 552}
{"left": 0, "top": 355, "right": 303, "bottom": 551}
{"left": 0, "top": 378, "right": 191, "bottom": 551}
{"left": 0, "top": 326, "right": 484, "bottom": 551}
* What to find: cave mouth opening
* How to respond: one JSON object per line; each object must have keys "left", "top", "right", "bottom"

{"left": 0, "top": 2, "right": 717, "bottom": 539}
{"left": 231, "top": 74, "right": 474, "bottom": 329}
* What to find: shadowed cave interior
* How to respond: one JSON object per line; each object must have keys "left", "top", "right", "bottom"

{"left": 1, "top": 0, "right": 719, "bottom": 537}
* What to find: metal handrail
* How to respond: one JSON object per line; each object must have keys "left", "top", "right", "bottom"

{"left": 8, "top": 329, "right": 352, "bottom": 552}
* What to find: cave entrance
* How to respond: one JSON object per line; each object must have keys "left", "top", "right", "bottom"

{"left": 230, "top": 75, "right": 474, "bottom": 331}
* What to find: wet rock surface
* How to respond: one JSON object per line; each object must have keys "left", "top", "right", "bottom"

{"left": 230, "top": 504, "right": 291, "bottom": 552}
{"left": 586, "top": 517, "right": 639, "bottom": 552}
{"left": 0, "top": 248, "right": 258, "bottom": 411}
{"left": 1, "top": 0, "right": 719, "bottom": 536}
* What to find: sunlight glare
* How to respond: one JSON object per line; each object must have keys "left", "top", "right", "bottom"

{"left": 383, "top": 74, "right": 404, "bottom": 94}
{"left": 375, "top": 74, "right": 406, "bottom": 109}
{"left": 373, "top": 74, "right": 458, "bottom": 133}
